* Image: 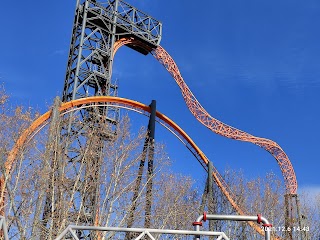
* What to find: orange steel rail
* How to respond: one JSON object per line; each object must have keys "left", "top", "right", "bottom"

{"left": 2, "top": 38, "right": 293, "bottom": 239}
{"left": 114, "top": 38, "right": 297, "bottom": 197}
{"left": 4, "top": 97, "right": 207, "bottom": 175}
{"left": 153, "top": 44, "right": 293, "bottom": 239}
{"left": 116, "top": 38, "right": 296, "bottom": 239}
{"left": 152, "top": 45, "right": 298, "bottom": 196}
{"left": 2, "top": 96, "right": 266, "bottom": 236}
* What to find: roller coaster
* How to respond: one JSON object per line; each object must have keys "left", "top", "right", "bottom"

{"left": 0, "top": 0, "right": 303, "bottom": 239}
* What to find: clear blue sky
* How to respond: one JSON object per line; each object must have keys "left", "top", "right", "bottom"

{"left": 0, "top": 0, "right": 319, "bottom": 196}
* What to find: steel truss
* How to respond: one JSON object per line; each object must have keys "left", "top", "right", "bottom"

{"left": 55, "top": 225, "right": 230, "bottom": 240}
{"left": 284, "top": 194, "right": 309, "bottom": 240}
{"left": 111, "top": 38, "right": 302, "bottom": 239}
{"left": 57, "top": 0, "right": 162, "bottom": 238}
{"left": 200, "top": 162, "right": 215, "bottom": 234}
{"left": 0, "top": 0, "right": 302, "bottom": 238}
{"left": 126, "top": 100, "right": 156, "bottom": 238}
{"left": 4, "top": 97, "right": 216, "bottom": 239}
{"left": 62, "top": 0, "right": 161, "bottom": 102}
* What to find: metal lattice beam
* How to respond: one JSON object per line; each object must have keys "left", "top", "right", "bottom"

{"left": 62, "top": 0, "right": 161, "bottom": 102}
{"left": 59, "top": 0, "right": 162, "bottom": 235}
{"left": 55, "top": 225, "right": 230, "bottom": 240}
{"left": 152, "top": 45, "right": 297, "bottom": 195}
{"left": 3, "top": 97, "right": 214, "bottom": 238}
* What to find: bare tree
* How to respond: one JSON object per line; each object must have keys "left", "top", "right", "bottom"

{"left": 0, "top": 93, "right": 201, "bottom": 239}
{"left": 1, "top": 89, "right": 319, "bottom": 240}
{"left": 202, "top": 168, "right": 319, "bottom": 240}
{"left": 298, "top": 190, "right": 320, "bottom": 239}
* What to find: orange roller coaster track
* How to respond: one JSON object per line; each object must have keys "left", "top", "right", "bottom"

{"left": 1, "top": 38, "right": 296, "bottom": 239}
{"left": 4, "top": 97, "right": 209, "bottom": 175}
{"left": 3, "top": 96, "right": 266, "bottom": 236}
{"left": 114, "top": 38, "right": 297, "bottom": 196}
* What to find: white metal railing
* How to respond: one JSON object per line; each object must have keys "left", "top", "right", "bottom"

{"left": 0, "top": 213, "right": 272, "bottom": 239}
{"left": 193, "top": 213, "right": 272, "bottom": 240}
{"left": 54, "top": 225, "right": 230, "bottom": 240}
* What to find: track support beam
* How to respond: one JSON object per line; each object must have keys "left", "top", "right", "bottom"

{"left": 126, "top": 100, "right": 156, "bottom": 238}
{"left": 284, "top": 194, "right": 309, "bottom": 240}
{"left": 145, "top": 100, "right": 156, "bottom": 228}
{"left": 200, "top": 162, "right": 216, "bottom": 238}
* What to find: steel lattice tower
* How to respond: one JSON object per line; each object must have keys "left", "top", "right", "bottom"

{"left": 40, "top": 0, "right": 162, "bottom": 238}
{"left": 62, "top": 0, "right": 161, "bottom": 102}
{"left": 0, "top": 1, "right": 304, "bottom": 239}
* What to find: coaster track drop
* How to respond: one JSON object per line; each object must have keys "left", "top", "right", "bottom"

{"left": 2, "top": 37, "right": 297, "bottom": 238}
{"left": 114, "top": 37, "right": 298, "bottom": 196}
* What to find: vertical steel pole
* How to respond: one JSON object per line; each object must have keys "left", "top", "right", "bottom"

{"left": 207, "top": 162, "right": 214, "bottom": 235}
{"left": 126, "top": 139, "right": 149, "bottom": 232}
{"left": 199, "top": 161, "right": 215, "bottom": 237}
{"left": 295, "top": 195, "right": 308, "bottom": 240}
{"left": 284, "top": 193, "right": 293, "bottom": 240}
{"left": 72, "top": 0, "right": 89, "bottom": 100}
{"left": 199, "top": 179, "right": 208, "bottom": 214}
{"left": 62, "top": 0, "right": 82, "bottom": 102}
{"left": 126, "top": 100, "right": 156, "bottom": 237}
{"left": 106, "top": 0, "right": 119, "bottom": 81}
{"left": 41, "top": 97, "right": 62, "bottom": 239}
{"left": 145, "top": 100, "right": 156, "bottom": 228}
